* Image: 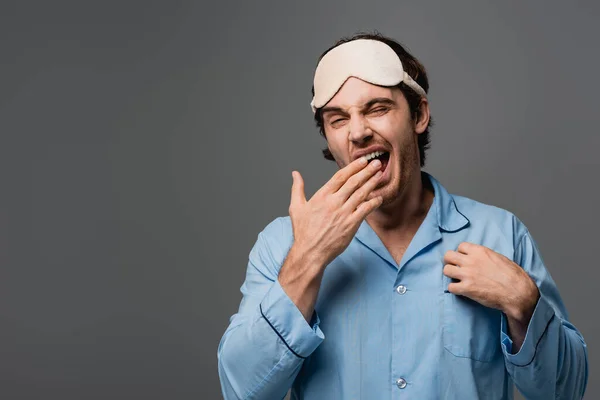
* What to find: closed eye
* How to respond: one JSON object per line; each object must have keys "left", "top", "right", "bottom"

{"left": 368, "top": 107, "right": 388, "bottom": 115}
{"left": 330, "top": 118, "right": 347, "bottom": 127}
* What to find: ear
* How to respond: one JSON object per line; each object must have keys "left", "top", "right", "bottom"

{"left": 414, "top": 98, "right": 430, "bottom": 135}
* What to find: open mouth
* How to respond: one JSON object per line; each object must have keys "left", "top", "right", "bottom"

{"left": 365, "top": 151, "right": 390, "bottom": 173}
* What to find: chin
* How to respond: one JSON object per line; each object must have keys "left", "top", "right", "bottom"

{"left": 378, "top": 178, "right": 403, "bottom": 204}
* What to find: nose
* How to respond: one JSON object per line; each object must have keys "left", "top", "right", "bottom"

{"left": 348, "top": 115, "right": 373, "bottom": 143}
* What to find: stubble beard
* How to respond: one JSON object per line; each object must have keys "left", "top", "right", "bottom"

{"left": 378, "top": 140, "right": 419, "bottom": 208}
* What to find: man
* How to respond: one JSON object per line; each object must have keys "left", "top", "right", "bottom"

{"left": 217, "top": 33, "right": 588, "bottom": 399}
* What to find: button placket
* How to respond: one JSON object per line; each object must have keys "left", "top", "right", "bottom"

{"left": 393, "top": 276, "right": 408, "bottom": 392}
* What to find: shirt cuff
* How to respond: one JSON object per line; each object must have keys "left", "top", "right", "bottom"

{"left": 259, "top": 279, "right": 325, "bottom": 358}
{"left": 501, "top": 295, "right": 555, "bottom": 366}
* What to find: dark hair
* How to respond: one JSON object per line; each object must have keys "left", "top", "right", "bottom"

{"left": 311, "top": 31, "right": 433, "bottom": 167}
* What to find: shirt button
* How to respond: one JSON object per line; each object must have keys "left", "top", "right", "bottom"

{"left": 396, "top": 377, "right": 407, "bottom": 389}
{"left": 395, "top": 285, "right": 407, "bottom": 294}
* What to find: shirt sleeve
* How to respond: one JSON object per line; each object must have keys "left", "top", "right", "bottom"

{"left": 217, "top": 217, "right": 325, "bottom": 400}
{"left": 500, "top": 228, "right": 588, "bottom": 399}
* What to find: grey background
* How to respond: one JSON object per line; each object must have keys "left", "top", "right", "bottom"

{"left": 1, "top": 0, "right": 597, "bottom": 399}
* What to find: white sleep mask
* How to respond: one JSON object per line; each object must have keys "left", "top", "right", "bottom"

{"left": 310, "top": 39, "right": 426, "bottom": 113}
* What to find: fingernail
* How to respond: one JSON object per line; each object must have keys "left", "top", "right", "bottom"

{"left": 360, "top": 156, "right": 368, "bottom": 165}
{"left": 371, "top": 159, "right": 381, "bottom": 168}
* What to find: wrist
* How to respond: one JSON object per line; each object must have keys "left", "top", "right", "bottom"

{"left": 278, "top": 243, "right": 327, "bottom": 290}
{"left": 503, "top": 284, "right": 540, "bottom": 324}
{"left": 278, "top": 243, "right": 327, "bottom": 323}
{"left": 289, "top": 241, "right": 329, "bottom": 272}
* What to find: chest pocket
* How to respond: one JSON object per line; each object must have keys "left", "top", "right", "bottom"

{"left": 442, "top": 290, "right": 502, "bottom": 362}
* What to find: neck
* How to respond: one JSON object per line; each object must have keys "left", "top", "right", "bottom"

{"left": 366, "top": 170, "right": 434, "bottom": 233}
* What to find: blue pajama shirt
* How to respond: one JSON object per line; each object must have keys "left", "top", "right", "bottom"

{"left": 218, "top": 172, "right": 588, "bottom": 399}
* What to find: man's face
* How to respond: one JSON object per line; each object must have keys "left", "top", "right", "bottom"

{"left": 321, "top": 77, "right": 425, "bottom": 206}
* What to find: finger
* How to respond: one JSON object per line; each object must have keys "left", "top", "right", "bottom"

{"left": 443, "top": 250, "right": 465, "bottom": 266}
{"left": 352, "top": 195, "right": 383, "bottom": 221}
{"left": 336, "top": 158, "right": 383, "bottom": 202}
{"left": 320, "top": 156, "right": 370, "bottom": 195}
{"left": 443, "top": 264, "right": 464, "bottom": 280}
{"left": 447, "top": 281, "right": 466, "bottom": 295}
{"left": 457, "top": 242, "right": 475, "bottom": 255}
{"left": 290, "top": 171, "right": 307, "bottom": 207}
{"left": 343, "top": 168, "right": 383, "bottom": 212}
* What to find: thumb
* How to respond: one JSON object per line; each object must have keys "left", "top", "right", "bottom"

{"left": 290, "top": 171, "right": 307, "bottom": 206}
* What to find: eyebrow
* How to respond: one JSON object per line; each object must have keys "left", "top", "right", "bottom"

{"left": 321, "top": 97, "right": 396, "bottom": 116}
